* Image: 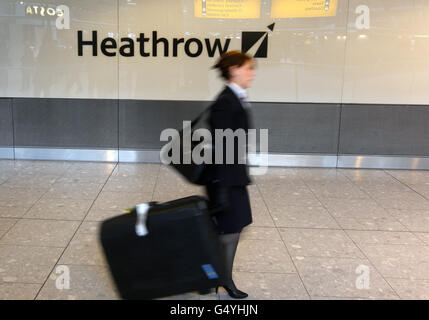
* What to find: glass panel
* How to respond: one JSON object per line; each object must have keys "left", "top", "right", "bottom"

{"left": 0, "top": 0, "right": 118, "bottom": 99}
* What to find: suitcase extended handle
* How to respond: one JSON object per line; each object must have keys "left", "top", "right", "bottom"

{"left": 133, "top": 200, "right": 222, "bottom": 237}
{"left": 135, "top": 203, "right": 150, "bottom": 237}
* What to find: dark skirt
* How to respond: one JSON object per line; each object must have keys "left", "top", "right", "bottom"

{"left": 205, "top": 182, "right": 253, "bottom": 234}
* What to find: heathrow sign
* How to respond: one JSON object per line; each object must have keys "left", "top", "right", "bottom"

{"left": 77, "top": 23, "right": 275, "bottom": 58}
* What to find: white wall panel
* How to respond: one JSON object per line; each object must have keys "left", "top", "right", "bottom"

{"left": 0, "top": 0, "right": 118, "bottom": 99}
{"left": 118, "top": 0, "right": 348, "bottom": 102}
{"left": 0, "top": 0, "right": 428, "bottom": 104}
{"left": 342, "top": 0, "right": 429, "bottom": 105}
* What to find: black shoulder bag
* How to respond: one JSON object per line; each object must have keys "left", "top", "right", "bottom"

{"left": 160, "top": 107, "right": 212, "bottom": 185}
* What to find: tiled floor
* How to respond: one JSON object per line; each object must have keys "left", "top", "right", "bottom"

{"left": 1, "top": 160, "right": 429, "bottom": 300}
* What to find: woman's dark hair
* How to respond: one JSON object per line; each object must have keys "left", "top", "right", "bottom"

{"left": 213, "top": 50, "right": 253, "bottom": 80}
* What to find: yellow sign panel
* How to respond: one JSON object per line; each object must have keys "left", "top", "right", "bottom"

{"left": 271, "top": 0, "right": 338, "bottom": 18}
{"left": 194, "top": 0, "right": 260, "bottom": 19}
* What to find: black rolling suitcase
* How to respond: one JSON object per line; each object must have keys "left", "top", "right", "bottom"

{"left": 100, "top": 195, "right": 226, "bottom": 300}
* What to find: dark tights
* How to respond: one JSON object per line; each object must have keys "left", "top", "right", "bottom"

{"left": 219, "top": 232, "right": 240, "bottom": 286}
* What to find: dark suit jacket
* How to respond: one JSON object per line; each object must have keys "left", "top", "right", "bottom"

{"left": 204, "top": 86, "right": 253, "bottom": 187}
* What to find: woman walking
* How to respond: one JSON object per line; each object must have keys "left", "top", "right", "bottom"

{"left": 205, "top": 51, "right": 255, "bottom": 299}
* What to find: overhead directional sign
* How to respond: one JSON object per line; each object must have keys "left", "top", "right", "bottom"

{"left": 271, "top": 0, "right": 338, "bottom": 18}
{"left": 194, "top": 0, "right": 261, "bottom": 19}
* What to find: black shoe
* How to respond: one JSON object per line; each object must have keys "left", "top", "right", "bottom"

{"left": 216, "top": 283, "right": 248, "bottom": 299}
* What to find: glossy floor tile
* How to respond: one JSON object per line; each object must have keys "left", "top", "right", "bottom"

{"left": 270, "top": 205, "right": 340, "bottom": 229}
{"left": 0, "top": 283, "right": 42, "bottom": 300}
{"left": 292, "top": 256, "right": 399, "bottom": 299}
{"left": 234, "top": 239, "right": 296, "bottom": 274}
{"left": 317, "top": 197, "right": 406, "bottom": 231}
{"left": 219, "top": 272, "right": 310, "bottom": 300}
{"left": 0, "top": 218, "right": 18, "bottom": 238}
{"left": 0, "top": 244, "right": 63, "bottom": 283}
{"left": 387, "top": 209, "right": 429, "bottom": 232}
{"left": 36, "top": 264, "right": 120, "bottom": 300}
{"left": 1, "top": 160, "right": 429, "bottom": 300}
{"left": 279, "top": 228, "right": 365, "bottom": 259}
{"left": 385, "top": 278, "right": 429, "bottom": 300}
{"left": 415, "top": 233, "right": 429, "bottom": 246}
{"left": 0, "top": 219, "right": 80, "bottom": 247}
{"left": 356, "top": 244, "right": 429, "bottom": 280}
{"left": 23, "top": 198, "right": 93, "bottom": 221}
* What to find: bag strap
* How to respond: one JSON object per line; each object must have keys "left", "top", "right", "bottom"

{"left": 177, "top": 106, "right": 210, "bottom": 136}
{"left": 190, "top": 106, "right": 210, "bottom": 127}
